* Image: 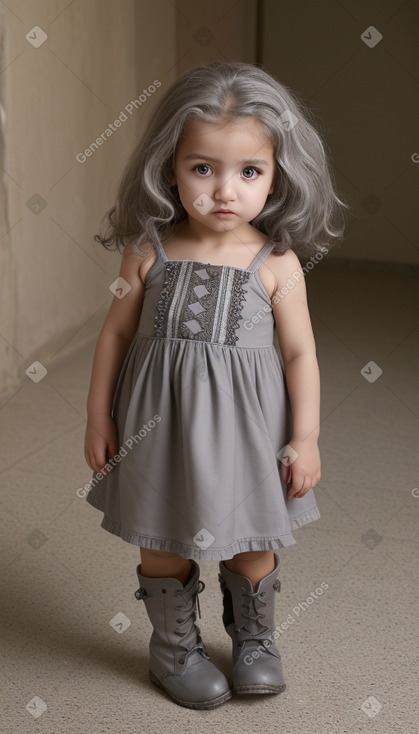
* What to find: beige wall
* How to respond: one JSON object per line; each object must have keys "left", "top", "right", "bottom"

{"left": 175, "top": 0, "right": 257, "bottom": 73}
{"left": 0, "top": 0, "right": 176, "bottom": 395}
{"left": 261, "top": 0, "right": 419, "bottom": 266}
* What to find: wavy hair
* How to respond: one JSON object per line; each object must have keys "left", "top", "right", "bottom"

{"left": 95, "top": 61, "right": 350, "bottom": 261}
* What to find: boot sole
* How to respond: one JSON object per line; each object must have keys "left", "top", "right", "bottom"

{"left": 234, "top": 683, "right": 286, "bottom": 695}
{"left": 149, "top": 670, "right": 232, "bottom": 710}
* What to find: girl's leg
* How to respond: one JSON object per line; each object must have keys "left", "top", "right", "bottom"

{"left": 224, "top": 550, "right": 275, "bottom": 589}
{"left": 140, "top": 547, "right": 192, "bottom": 585}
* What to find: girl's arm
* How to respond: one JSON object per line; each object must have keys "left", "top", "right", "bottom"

{"left": 270, "top": 249, "right": 321, "bottom": 500}
{"left": 84, "top": 243, "right": 149, "bottom": 473}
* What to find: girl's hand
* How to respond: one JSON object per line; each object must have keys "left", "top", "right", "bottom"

{"left": 279, "top": 439, "right": 321, "bottom": 499}
{"left": 84, "top": 414, "right": 119, "bottom": 475}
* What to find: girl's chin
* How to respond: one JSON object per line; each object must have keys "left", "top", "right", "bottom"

{"left": 186, "top": 215, "right": 243, "bottom": 231}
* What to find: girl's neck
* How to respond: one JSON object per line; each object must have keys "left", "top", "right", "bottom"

{"left": 172, "top": 219, "right": 266, "bottom": 251}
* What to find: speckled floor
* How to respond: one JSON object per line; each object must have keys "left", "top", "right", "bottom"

{"left": 1, "top": 264, "right": 418, "bottom": 733}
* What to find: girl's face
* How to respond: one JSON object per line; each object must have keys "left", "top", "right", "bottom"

{"left": 171, "top": 118, "right": 275, "bottom": 235}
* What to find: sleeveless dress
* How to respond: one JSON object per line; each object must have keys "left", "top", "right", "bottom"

{"left": 85, "top": 237, "right": 320, "bottom": 560}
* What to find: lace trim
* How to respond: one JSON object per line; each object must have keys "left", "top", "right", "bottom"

{"left": 153, "top": 261, "right": 251, "bottom": 346}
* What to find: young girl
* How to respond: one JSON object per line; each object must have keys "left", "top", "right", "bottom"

{"left": 84, "top": 61, "right": 348, "bottom": 711}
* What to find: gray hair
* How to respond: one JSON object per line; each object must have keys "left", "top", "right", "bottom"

{"left": 96, "top": 61, "right": 350, "bottom": 261}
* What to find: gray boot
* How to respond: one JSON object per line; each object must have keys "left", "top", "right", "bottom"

{"left": 135, "top": 560, "right": 232, "bottom": 709}
{"left": 218, "top": 553, "right": 286, "bottom": 695}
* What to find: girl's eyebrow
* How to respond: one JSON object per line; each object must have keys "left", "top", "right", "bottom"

{"left": 183, "top": 154, "right": 270, "bottom": 166}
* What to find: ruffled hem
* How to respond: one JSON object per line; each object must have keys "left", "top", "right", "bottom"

{"left": 86, "top": 491, "right": 321, "bottom": 561}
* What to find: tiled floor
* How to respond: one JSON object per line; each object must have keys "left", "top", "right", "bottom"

{"left": 1, "top": 264, "right": 418, "bottom": 733}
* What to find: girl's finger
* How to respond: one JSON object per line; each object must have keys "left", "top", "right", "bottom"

{"left": 295, "top": 476, "right": 316, "bottom": 497}
{"left": 279, "top": 463, "right": 289, "bottom": 483}
{"left": 93, "top": 449, "right": 108, "bottom": 474}
{"left": 287, "top": 474, "right": 305, "bottom": 499}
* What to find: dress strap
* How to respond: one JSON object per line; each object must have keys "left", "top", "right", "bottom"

{"left": 152, "top": 234, "right": 275, "bottom": 269}
{"left": 153, "top": 235, "right": 168, "bottom": 262}
{"left": 247, "top": 239, "right": 276, "bottom": 273}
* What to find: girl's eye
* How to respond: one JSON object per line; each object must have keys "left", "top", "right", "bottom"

{"left": 193, "top": 164, "right": 212, "bottom": 176}
{"left": 242, "top": 166, "right": 260, "bottom": 180}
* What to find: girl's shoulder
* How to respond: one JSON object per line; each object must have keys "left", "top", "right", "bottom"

{"left": 266, "top": 246, "right": 302, "bottom": 271}
{"left": 138, "top": 245, "right": 158, "bottom": 285}
{"left": 262, "top": 247, "right": 303, "bottom": 298}
{"left": 121, "top": 240, "right": 157, "bottom": 285}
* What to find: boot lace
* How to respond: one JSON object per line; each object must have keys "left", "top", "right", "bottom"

{"left": 135, "top": 579, "right": 209, "bottom": 666}
{"left": 236, "top": 580, "right": 281, "bottom": 648}
{"left": 174, "top": 580, "right": 209, "bottom": 665}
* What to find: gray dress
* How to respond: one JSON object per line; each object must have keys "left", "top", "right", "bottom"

{"left": 85, "top": 237, "right": 320, "bottom": 560}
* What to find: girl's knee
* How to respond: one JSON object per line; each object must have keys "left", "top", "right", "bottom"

{"left": 140, "top": 547, "right": 188, "bottom": 561}
{"left": 232, "top": 550, "right": 274, "bottom": 562}
{"left": 140, "top": 547, "right": 192, "bottom": 583}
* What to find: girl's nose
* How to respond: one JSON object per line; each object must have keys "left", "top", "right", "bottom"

{"left": 214, "top": 176, "right": 237, "bottom": 202}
